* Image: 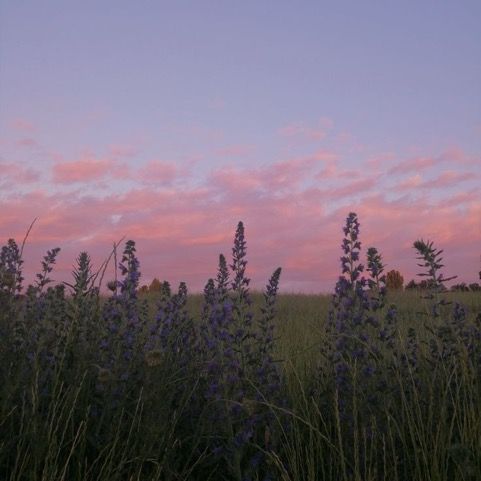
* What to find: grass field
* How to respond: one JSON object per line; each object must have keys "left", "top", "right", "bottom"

{"left": 1, "top": 214, "right": 481, "bottom": 480}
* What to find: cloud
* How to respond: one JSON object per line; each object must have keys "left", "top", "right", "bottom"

{"left": 388, "top": 156, "right": 437, "bottom": 175}
{"left": 0, "top": 162, "right": 40, "bottom": 184}
{"left": 386, "top": 148, "right": 475, "bottom": 176}
{"left": 137, "top": 160, "right": 180, "bottom": 185}
{"left": 208, "top": 151, "right": 337, "bottom": 196}
{"left": 2, "top": 138, "right": 480, "bottom": 293}
{"left": 209, "top": 166, "right": 263, "bottom": 193}
{"left": 393, "top": 171, "right": 475, "bottom": 192}
{"left": 52, "top": 157, "right": 116, "bottom": 183}
{"left": 326, "top": 176, "right": 380, "bottom": 198}
{"left": 420, "top": 171, "right": 475, "bottom": 189}
{"left": 1, "top": 180, "right": 480, "bottom": 293}
{"left": 394, "top": 174, "right": 423, "bottom": 191}
{"left": 366, "top": 153, "right": 397, "bottom": 169}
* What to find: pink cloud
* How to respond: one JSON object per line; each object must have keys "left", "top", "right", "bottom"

{"left": 420, "top": 170, "right": 474, "bottom": 189}
{"left": 366, "top": 153, "right": 397, "bottom": 169}
{"left": 261, "top": 155, "right": 323, "bottom": 188}
{"left": 137, "top": 160, "right": 179, "bottom": 185}
{"left": 52, "top": 157, "right": 115, "bottom": 183}
{"left": 311, "top": 176, "right": 379, "bottom": 199}
{"left": 394, "top": 174, "right": 423, "bottom": 191}
{"left": 387, "top": 148, "right": 474, "bottom": 176}
{"left": 182, "top": 232, "right": 231, "bottom": 246}
{"left": 438, "top": 189, "right": 479, "bottom": 208}
{"left": 437, "top": 147, "right": 471, "bottom": 165}
{"left": 209, "top": 167, "right": 263, "bottom": 193}
{"left": 209, "top": 150, "right": 337, "bottom": 195}
{"left": 393, "top": 171, "right": 475, "bottom": 192}
{"left": 0, "top": 162, "right": 40, "bottom": 184}
{"left": 2, "top": 137, "right": 480, "bottom": 293}
{"left": 388, "top": 156, "right": 437, "bottom": 175}
{"left": 1, "top": 184, "right": 480, "bottom": 293}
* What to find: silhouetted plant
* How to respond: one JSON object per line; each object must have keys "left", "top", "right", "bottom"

{"left": 321, "top": 213, "right": 398, "bottom": 479}
{"left": 35, "top": 247, "right": 61, "bottom": 293}
{"left": 3, "top": 216, "right": 481, "bottom": 481}
{"left": 413, "top": 239, "right": 456, "bottom": 317}
{"left": 366, "top": 246, "right": 387, "bottom": 308}
{"left": 0, "top": 238, "right": 24, "bottom": 297}
{"left": 198, "top": 222, "right": 282, "bottom": 481}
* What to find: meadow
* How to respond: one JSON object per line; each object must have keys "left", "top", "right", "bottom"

{"left": 1, "top": 212, "right": 481, "bottom": 481}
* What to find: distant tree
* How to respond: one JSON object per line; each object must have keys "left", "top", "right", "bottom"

{"left": 452, "top": 283, "right": 469, "bottom": 292}
{"left": 469, "top": 282, "right": 481, "bottom": 292}
{"left": 418, "top": 279, "right": 444, "bottom": 291}
{"left": 138, "top": 284, "right": 149, "bottom": 294}
{"left": 386, "top": 270, "right": 404, "bottom": 290}
{"left": 149, "top": 278, "right": 162, "bottom": 292}
{"left": 405, "top": 279, "right": 417, "bottom": 290}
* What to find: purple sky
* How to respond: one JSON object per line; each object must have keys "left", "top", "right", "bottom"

{"left": 1, "top": 1, "right": 480, "bottom": 292}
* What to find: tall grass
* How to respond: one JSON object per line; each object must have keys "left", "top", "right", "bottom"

{"left": 1, "top": 214, "right": 480, "bottom": 480}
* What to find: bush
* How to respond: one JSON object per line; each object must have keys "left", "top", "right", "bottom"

{"left": 386, "top": 269, "right": 404, "bottom": 290}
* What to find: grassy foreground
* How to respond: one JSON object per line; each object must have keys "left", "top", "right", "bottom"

{"left": 1, "top": 215, "right": 481, "bottom": 481}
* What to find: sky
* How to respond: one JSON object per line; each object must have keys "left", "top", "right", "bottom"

{"left": 0, "top": 1, "right": 480, "bottom": 292}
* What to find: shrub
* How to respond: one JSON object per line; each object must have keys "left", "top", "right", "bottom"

{"left": 386, "top": 269, "right": 404, "bottom": 290}
{"left": 148, "top": 277, "right": 162, "bottom": 292}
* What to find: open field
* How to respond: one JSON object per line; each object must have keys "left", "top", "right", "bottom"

{"left": 1, "top": 216, "right": 481, "bottom": 481}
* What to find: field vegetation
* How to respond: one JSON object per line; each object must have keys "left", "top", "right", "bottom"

{"left": 1, "top": 213, "right": 480, "bottom": 481}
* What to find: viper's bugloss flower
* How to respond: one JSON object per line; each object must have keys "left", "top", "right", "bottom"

{"left": 98, "top": 240, "right": 146, "bottom": 395}
{"left": 216, "top": 253, "right": 230, "bottom": 302}
{"left": 0, "top": 238, "right": 24, "bottom": 296}
{"left": 202, "top": 278, "right": 216, "bottom": 318}
{"left": 197, "top": 223, "right": 283, "bottom": 481}
{"left": 413, "top": 238, "right": 457, "bottom": 318}
{"left": 324, "top": 213, "right": 399, "bottom": 435}
{"left": 231, "top": 222, "right": 250, "bottom": 304}
{"left": 36, "top": 247, "right": 61, "bottom": 292}
{"left": 256, "top": 267, "right": 283, "bottom": 400}
{"left": 366, "top": 246, "right": 387, "bottom": 309}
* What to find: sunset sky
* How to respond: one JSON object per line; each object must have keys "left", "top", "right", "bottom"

{"left": 1, "top": 1, "right": 480, "bottom": 292}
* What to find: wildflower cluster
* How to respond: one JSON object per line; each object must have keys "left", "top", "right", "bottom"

{"left": 198, "top": 222, "right": 282, "bottom": 481}
{"left": 317, "top": 213, "right": 399, "bottom": 478}
{"left": 1, "top": 214, "right": 481, "bottom": 481}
